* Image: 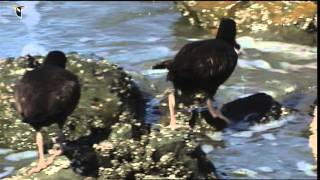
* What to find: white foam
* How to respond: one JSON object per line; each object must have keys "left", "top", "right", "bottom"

{"left": 0, "top": 16, "right": 10, "bottom": 24}
{"left": 237, "top": 36, "right": 316, "bottom": 59}
{"left": 232, "top": 168, "right": 258, "bottom": 177}
{"left": 21, "top": 42, "right": 46, "bottom": 56}
{"left": 187, "top": 38, "right": 202, "bottom": 42}
{"left": 231, "top": 131, "right": 253, "bottom": 138}
{"left": 146, "top": 37, "right": 161, "bottom": 42}
{"left": 296, "top": 161, "right": 317, "bottom": 177}
{"left": 17, "top": 1, "right": 41, "bottom": 30}
{"left": 238, "top": 59, "right": 288, "bottom": 74}
{"left": 0, "top": 167, "right": 15, "bottom": 179}
{"left": 205, "top": 131, "right": 223, "bottom": 141}
{"left": 0, "top": 148, "right": 13, "bottom": 155}
{"left": 280, "top": 62, "right": 317, "bottom": 71}
{"left": 201, "top": 144, "right": 214, "bottom": 154}
{"left": 5, "top": 151, "right": 37, "bottom": 162}
{"left": 257, "top": 166, "right": 274, "bottom": 173}
{"left": 141, "top": 69, "right": 168, "bottom": 77}
{"left": 261, "top": 133, "right": 277, "bottom": 141}
{"left": 249, "top": 115, "right": 295, "bottom": 132}
{"left": 79, "top": 37, "right": 93, "bottom": 43}
{"left": 236, "top": 36, "right": 255, "bottom": 49}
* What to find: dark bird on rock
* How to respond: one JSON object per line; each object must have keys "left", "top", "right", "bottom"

{"left": 153, "top": 18, "right": 240, "bottom": 129}
{"left": 14, "top": 51, "right": 81, "bottom": 174}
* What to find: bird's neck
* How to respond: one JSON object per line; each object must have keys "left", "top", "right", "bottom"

{"left": 216, "top": 27, "right": 237, "bottom": 48}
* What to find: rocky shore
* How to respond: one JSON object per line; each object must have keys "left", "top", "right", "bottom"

{"left": 175, "top": 1, "right": 317, "bottom": 45}
{"left": 0, "top": 54, "right": 220, "bottom": 179}
{"left": 1, "top": 53, "right": 303, "bottom": 179}
{"left": 0, "top": 53, "right": 144, "bottom": 151}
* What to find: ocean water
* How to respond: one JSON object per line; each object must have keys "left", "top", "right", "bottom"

{"left": 0, "top": 1, "right": 317, "bottom": 179}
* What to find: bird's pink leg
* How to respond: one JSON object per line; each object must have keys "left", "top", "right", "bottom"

{"left": 168, "top": 92, "right": 177, "bottom": 130}
{"left": 46, "top": 130, "right": 64, "bottom": 166}
{"left": 28, "top": 132, "right": 48, "bottom": 175}
{"left": 207, "top": 99, "right": 230, "bottom": 124}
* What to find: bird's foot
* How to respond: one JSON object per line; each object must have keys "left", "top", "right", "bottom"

{"left": 28, "top": 160, "right": 48, "bottom": 175}
{"left": 166, "top": 122, "right": 179, "bottom": 130}
{"left": 46, "top": 147, "right": 63, "bottom": 166}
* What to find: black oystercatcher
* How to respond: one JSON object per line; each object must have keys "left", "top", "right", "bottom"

{"left": 14, "top": 51, "right": 81, "bottom": 174}
{"left": 153, "top": 18, "right": 239, "bottom": 129}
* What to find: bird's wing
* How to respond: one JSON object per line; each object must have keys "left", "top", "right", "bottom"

{"left": 14, "top": 70, "right": 81, "bottom": 119}
{"left": 45, "top": 72, "right": 81, "bottom": 117}
{"left": 171, "top": 40, "right": 237, "bottom": 79}
{"left": 14, "top": 79, "right": 35, "bottom": 116}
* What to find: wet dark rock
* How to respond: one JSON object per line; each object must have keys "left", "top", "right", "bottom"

{"left": 0, "top": 53, "right": 144, "bottom": 151}
{"left": 158, "top": 92, "right": 283, "bottom": 131}
{"left": 190, "top": 145, "right": 218, "bottom": 179}
{"left": 174, "top": 1, "right": 317, "bottom": 45}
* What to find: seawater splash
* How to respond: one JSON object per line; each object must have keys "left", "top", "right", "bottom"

{"left": 17, "top": 1, "right": 47, "bottom": 56}
{"left": 280, "top": 62, "right": 317, "bottom": 71}
{"left": 238, "top": 59, "right": 288, "bottom": 74}
{"left": 4, "top": 151, "right": 37, "bottom": 162}
{"left": 0, "top": 148, "right": 13, "bottom": 155}
{"left": 141, "top": 69, "right": 168, "bottom": 78}
{"left": 229, "top": 114, "right": 296, "bottom": 139}
{"left": 296, "top": 161, "right": 317, "bottom": 177}
{"left": 236, "top": 36, "right": 317, "bottom": 59}
{"left": 232, "top": 168, "right": 258, "bottom": 177}
{"left": 17, "top": 1, "right": 41, "bottom": 31}
{"left": 0, "top": 167, "right": 15, "bottom": 179}
{"left": 249, "top": 114, "right": 295, "bottom": 132}
{"left": 21, "top": 42, "right": 46, "bottom": 56}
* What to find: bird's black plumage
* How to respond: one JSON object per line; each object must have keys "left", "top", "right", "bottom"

{"left": 153, "top": 18, "right": 238, "bottom": 97}
{"left": 14, "top": 51, "right": 81, "bottom": 131}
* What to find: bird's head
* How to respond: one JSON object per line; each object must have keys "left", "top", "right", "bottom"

{"left": 216, "top": 18, "right": 240, "bottom": 50}
{"left": 43, "top": 50, "right": 67, "bottom": 68}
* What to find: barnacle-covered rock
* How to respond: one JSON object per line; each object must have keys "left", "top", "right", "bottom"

{"left": 175, "top": 1, "right": 317, "bottom": 45}
{"left": 0, "top": 52, "right": 144, "bottom": 151}
{"left": 2, "top": 54, "right": 218, "bottom": 179}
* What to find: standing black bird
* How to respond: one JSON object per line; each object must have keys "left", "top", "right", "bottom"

{"left": 14, "top": 51, "right": 81, "bottom": 174}
{"left": 153, "top": 18, "right": 239, "bottom": 129}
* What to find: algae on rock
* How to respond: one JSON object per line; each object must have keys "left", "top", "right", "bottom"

{"left": 175, "top": 1, "right": 317, "bottom": 45}
{"left": 0, "top": 53, "right": 144, "bottom": 151}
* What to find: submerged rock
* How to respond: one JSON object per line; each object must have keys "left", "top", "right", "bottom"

{"left": 0, "top": 53, "right": 144, "bottom": 151}
{"left": 175, "top": 1, "right": 317, "bottom": 45}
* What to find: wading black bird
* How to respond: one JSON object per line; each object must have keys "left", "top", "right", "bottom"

{"left": 153, "top": 18, "right": 239, "bottom": 129}
{"left": 14, "top": 51, "right": 81, "bottom": 174}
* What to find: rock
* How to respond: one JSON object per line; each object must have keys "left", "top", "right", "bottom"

{"left": 0, "top": 53, "right": 144, "bottom": 151}
{"left": 157, "top": 92, "right": 283, "bottom": 131}
{"left": 5, "top": 96, "right": 218, "bottom": 179}
{"left": 94, "top": 122, "right": 218, "bottom": 179}
{"left": 4, "top": 156, "right": 83, "bottom": 180}
{"left": 174, "top": 1, "right": 317, "bottom": 45}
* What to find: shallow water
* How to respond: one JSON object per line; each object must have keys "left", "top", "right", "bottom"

{"left": 0, "top": 1, "right": 317, "bottom": 179}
